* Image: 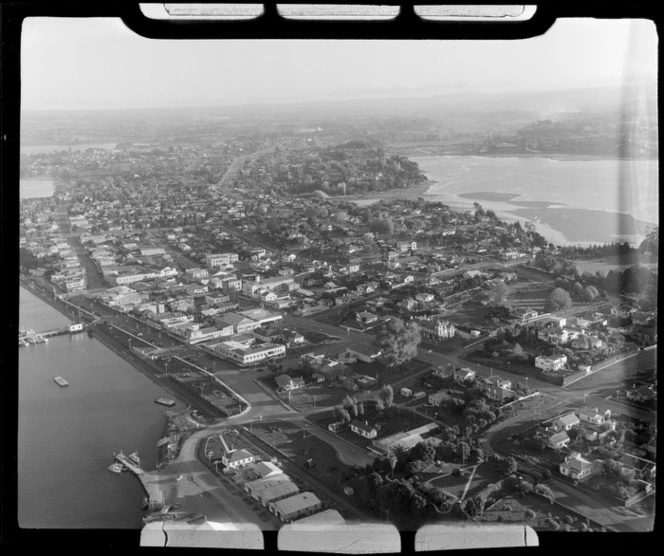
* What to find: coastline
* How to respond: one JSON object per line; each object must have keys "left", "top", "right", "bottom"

{"left": 339, "top": 180, "right": 435, "bottom": 204}
{"left": 409, "top": 151, "right": 655, "bottom": 163}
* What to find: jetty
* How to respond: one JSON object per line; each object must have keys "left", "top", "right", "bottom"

{"left": 113, "top": 452, "right": 164, "bottom": 511}
{"left": 19, "top": 323, "right": 85, "bottom": 345}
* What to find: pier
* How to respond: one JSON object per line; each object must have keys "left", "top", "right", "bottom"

{"left": 19, "top": 323, "right": 86, "bottom": 345}
{"left": 113, "top": 452, "right": 165, "bottom": 511}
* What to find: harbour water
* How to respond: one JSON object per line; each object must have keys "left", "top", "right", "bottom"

{"left": 18, "top": 287, "right": 183, "bottom": 528}
{"left": 413, "top": 155, "right": 659, "bottom": 246}
{"left": 20, "top": 178, "right": 55, "bottom": 199}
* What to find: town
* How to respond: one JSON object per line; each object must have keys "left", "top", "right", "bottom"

{"left": 19, "top": 130, "right": 657, "bottom": 533}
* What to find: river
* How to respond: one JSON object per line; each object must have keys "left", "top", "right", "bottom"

{"left": 18, "top": 287, "right": 184, "bottom": 528}
{"left": 413, "top": 155, "right": 659, "bottom": 246}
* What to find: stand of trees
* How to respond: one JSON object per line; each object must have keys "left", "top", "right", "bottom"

{"left": 376, "top": 318, "right": 422, "bottom": 369}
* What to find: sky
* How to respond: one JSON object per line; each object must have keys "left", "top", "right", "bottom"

{"left": 21, "top": 17, "right": 658, "bottom": 111}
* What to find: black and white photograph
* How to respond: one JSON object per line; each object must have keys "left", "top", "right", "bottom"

{"left": 9, "top": 4, "right": 658, "bottom": 549}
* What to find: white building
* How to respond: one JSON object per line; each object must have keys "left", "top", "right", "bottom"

{"left": 205, "top": 253, "right": 239, "bottom": 268}
{"left": 535, "top": 354, "right": 567, "bottom": 372}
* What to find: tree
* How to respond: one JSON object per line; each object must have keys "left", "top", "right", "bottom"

{"left": 544, "top": 288, "right": 573, "bottom": 312}
{"left": 457, "top": 442, "right": 471, "bottom": 463}
{"left": 464, "top": 496, "right": 485, "bottom": 517}
{"left": 411, "top": 440, "right": 436, "bottom": 464}
{"left": 339, "top": 408, "right": 351, "bottom": 424}
{"left": 376, "top": 318, "right": 422, "bottom": 369}
{"left": 579, "top": 286, "right": 597, "bottom": 303}
{"left": 358, "top": 402, "right": 365, "bottom": 417}
{"left": 375, "top": 399, "right": 385, "bottom": 412}
{"left": 380, "top": 384, "right": 395, "bottom": 407}
{"left": 490, "top": 280, "right": 509, "bottom": 302}
{"left": 370, "top": 217, "right": 394, "bottom": 235}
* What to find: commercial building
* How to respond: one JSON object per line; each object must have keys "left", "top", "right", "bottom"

{"left": 270, "top": 492, "right": 322, "bottom": 522}
{"left": 139, "top": 246, "right": 166, "bottom": 257}
{"left": 205, "top": 253, "right": 239, "bottom": 268}
{"left": 242, "top": 276, "right": 299, "bottom": 298}
{"left": 214, "top": 339, "right": 286, "bottom": 366}
{"left": 372, "top": 423, "right": 439, "bottom": 455}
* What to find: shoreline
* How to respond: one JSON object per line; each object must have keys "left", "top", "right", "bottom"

{"left": 338, "top": 181, "right": 435, "bottom": 204}
{"left": 408, "top": 151, "right": 657, "bottom": 163}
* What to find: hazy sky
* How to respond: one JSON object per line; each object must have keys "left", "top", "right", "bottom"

{"left": 21, "top": 17, "right": 657, "bottom": 110}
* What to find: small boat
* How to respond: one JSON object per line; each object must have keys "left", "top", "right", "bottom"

{"left": 54, "top": 376, "right": 69, "bottom": 387}
{"left": 108, "top": 462, "right": 126, "bottom": 473}
{"left": 155, "top": 398, "right": 176, "bottom": 407}
{"left": 128, "top": 451, "right": 141, "bottom": 466}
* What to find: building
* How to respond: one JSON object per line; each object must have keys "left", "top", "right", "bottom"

{"left": 554, "top": 412, "right": 581, "bottom": 431}
{"left": 252, "top": 461, "right": 283, "bottom": 480}
{"left": 559, "top": 453, "right": 597, "bottom": 481}
{"left": 275, "top": 374, "right": 305, "bottom": 391}
{"left": 535, "top": 354, "right": 567, "bottom": 372}
{"left": 417, "top": 317, "right": 456, "bottom": 341}
{"left": 218, "top": 434, "right": 257, "bottom": 468}
{"left": 371, "top": 423, "right": 439, "bottom": 455}
{"left": 139, "top": 246, "right": 166, "bottom": 257}
{"left": 400, "top": 387, "right": 413, "bottom": 397}
{"left": 185, "top": 267, "right": 209, "bottom": 279}
{"left": 514, "top": 308, "right": 539, "bottom": 323}
{"left": 270, "top": 492, "right": 322, "bottom": 522}
{"left": 242, "top": 276, "right": 298, "bottom": 298}
{"left": 245, "top": 475, "right": 298, "bottom": 504}
{"left": 546, "top": 430, "right": 570, "bottom": 450}
{"left": 258, "top": 480, "right": 301, "bottom": 508}
{"left": 349, "top": 420, "right": 378, "bottom": 439}
{"left": 485, "top": 376, "right": 515, "bottom": 402}
{"left": 454, "top": 367, "right": 476, "bottom": 382}
{"left": 356, "top": 311, "right": 378, "bottom": 325}
{"left": 576, "top": 406, "right": 611, "bottom": 426}
{"left": 215, "top": 340, "right": 286, "bottom": 366}
{"left": 205, "top": 253, "right": 239, "bottom": 268}
{"left": 428, "top": 391, "right": 447, "bottom": 407}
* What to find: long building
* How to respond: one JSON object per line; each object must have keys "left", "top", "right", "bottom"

{"left": 242, "top": 276, "right": 298, "bottom": 298}
{"left": 270, "top": 492, "right": 322, "bottom": 522}
{"left": 205, "top": 253, "right": 239, "bottom": 268}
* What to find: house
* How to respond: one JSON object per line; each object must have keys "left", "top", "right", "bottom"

{"left": 349, "top": 420, "right": 378, "bottom": 439}
{"left": 428, "top": 391, "right": 447, "bottom": 407}
{"left": 275, "top": 374, "right": 305, "bottom": 391}
{"left": 252, "top": 461, "right": 283, "bottom": 480}
{"left": 270, "top": 492, "right": 322, "bottom": 523}
{"left": 340, "top": 344, "right": 382, "bottom": 364}
{"left": 576, "top": 406, "right": 611, "bottom": 425}
{"left": 218, "top": 435, "right": 257, "bottom": 468}
{"left": 546, "top": 430, "right": 570, "bottom": 450}
{"left": 626, "top": 386, "right": 656, "bottom": 403}
{"left": 514, "top": 308, "right": 538, "bottom": 323}
{"left": 400, "top": 387, "right": 413, "bottom": 398}
{"left": 248, "top": 476, "right": 300, "bottom": 507}
{"left": 485, "top": 376, "right": 515, "bottom": 402}
{"left": 559, "top": 453, "right": 597, "bottom": 481}
{"left": 454, "top": 367, "right": 476, "bottom": 382}
{"left": 554, "top": 412, "right": 580, "bottom": 431}
{"left": 327, "top": 421, "right": 344, "bottom": 433}
{"left": 415, "top": 292, "right": 435, "bottom": 303}
{"left": 371, "top": 423, "right": 439, "bottom": 455}
{"left": 356, "top": 311, "right": 378, "bottom": 325}
{"left": 535, "top": 354, "right": 567, "bottom": 372}
{"left": 417, "top": 317, "right": 456, "bottom": 341}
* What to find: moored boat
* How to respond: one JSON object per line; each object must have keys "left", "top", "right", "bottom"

{"left": 108, "top": 462, "right": 126, "bottom": 473}
{"left": 53, "top": 376, "right": 69, "bottom": 387}
{"left": 155, "top": 397, "right": 176, "bottom": 407}
{"left": 128, "top": 451, "right": 141, "bottom": 466}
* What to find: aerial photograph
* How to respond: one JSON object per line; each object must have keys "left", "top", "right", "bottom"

{"left": 17, "top": 13, "right": 657, "bottom": 543}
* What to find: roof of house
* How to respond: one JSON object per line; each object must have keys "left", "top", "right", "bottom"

{"left": 259, "top": 480, "right": 300, "bottom": 502}
{"left": 556, "top": 413, "right": 580, "bottom": 427}
{"left": 246, "top": 474, "right": 293, "bottom": 493}
{"left": 253, "top": 461, "right": 283, "bottom": 478}
{"left": 271, "top": 492, "right": 321, "bottom": 514}
{"left": 350, "top": 420, "right": 376, "bottom": 433}
{"left": 226, "top": 449, "right": 254, "bottom": 463}
{"left": 549, "top": 431, "right": 570, "bottom": 445}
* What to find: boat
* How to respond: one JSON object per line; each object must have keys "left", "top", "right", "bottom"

{"left": 155, "top": 397, "right": 176, "bottom": 407}
{"left": 53, "top": 376, "right": 69, "bottom": 387}
{"left": 128, "top": 451, "right": 141, "bottom": 466}
{"left": 108, "top": 462, "right": 126, "bottom": 473}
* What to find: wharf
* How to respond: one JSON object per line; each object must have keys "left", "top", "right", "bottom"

{"left": 114, "top": 453, "right": 165, "bottom": 510}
